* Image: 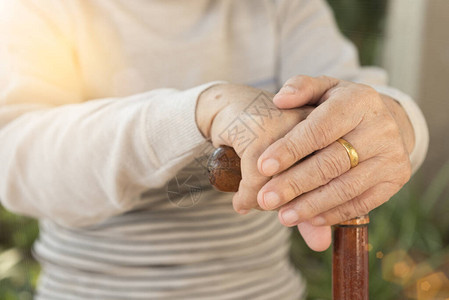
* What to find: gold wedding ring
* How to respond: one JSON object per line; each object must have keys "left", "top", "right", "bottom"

{"left": 337, "top": 138, "right": 359, "bottom": 168}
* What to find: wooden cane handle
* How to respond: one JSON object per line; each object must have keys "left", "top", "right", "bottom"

{"left": 207, "top": 146, "right": 242, "bottom": 193}
{"left": 207, "top": 145, "right": 369, "bottom": 299}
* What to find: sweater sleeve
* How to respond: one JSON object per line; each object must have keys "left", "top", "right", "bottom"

{"left": 0, "top": 0, "right": 220, "bottom": 227}
{"left": 277, "top": 0, "right": 429, "bottom": 173}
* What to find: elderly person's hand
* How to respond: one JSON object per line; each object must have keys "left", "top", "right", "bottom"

{"left": 255, "top": 75, "right": 415, "bottom": 251}
{"left": 196, "top": 83, "right": 313, "bottom": 209}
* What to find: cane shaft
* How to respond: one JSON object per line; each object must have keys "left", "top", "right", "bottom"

{"left": 333, "top": 216, "right": 369, "bottom": 300}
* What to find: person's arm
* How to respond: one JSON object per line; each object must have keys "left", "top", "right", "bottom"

{"left": 0, "top": 0, "right": 220, "bottom": 227}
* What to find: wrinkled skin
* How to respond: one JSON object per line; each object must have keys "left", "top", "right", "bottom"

{"left": 197, "top": 76, "right": 414, "bottom": 251}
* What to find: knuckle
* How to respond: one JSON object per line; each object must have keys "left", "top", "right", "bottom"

{"left": 287, "top": 178, "right": 303, "bottom": 196}
{"left": 305, "top": 120, "right": 330, "bottom": 149}
{"left": 283, "top": 137, "right": 303, "bottom": 162}
{"left": 315, "top": 151, "right": 343, "bottom": 182}
{"left": 358, "top": 84, "right": 378, "bottom": 100}
{"left": 386, "top": 181, "right": 403, "bottom": 194}
{"left": 330, "top": 177, "right": 360, "bottom": 202}
{"left": 364, "top": 85, "right": 379, "bottom": 97}
{"left": 301, "top": 197, "right": 321, "bottom": 219}
{"left": 318, "top": 75, "right": 337, "bottom": 88}
{"left": 357, "top": 85, "right": 383, "bottom": 112}
{"left": 382, "top": 119, "right": 400, "bottom": 136}
{"left": 336, "top": 206, "right": 352, "bottom": 223}
{"left": 352, "top": 199, "right": 371, "bottom": 217}
{"left": 329, "top": 85, "right": 346, "bottom": 96}
{"left": 244, "top": 173, "right": 262, "bottom": 187}
{"left": 390, "top": 144, "right": 406, "bottom": 161}
{"left": 296, "top": 75, "right": 314, "bottom": 97}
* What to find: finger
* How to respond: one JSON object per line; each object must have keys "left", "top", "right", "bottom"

{"left": 258, "top": 125, "right": 388, "bottom": 210}
{"left": 273, "top": 75, "right": 340, "bottom": 109}
{"left": 259, "top": 82, "right": 377, "bottom": 177}
{"left": 308, "top": 182, "right": 400, "bottom": 226}
{"left": 258, "top": 100, "right": 362, "bottom": 177}
{"left": 232, "top": 179, "right": 262, "bottom": 214}
{"left": 297, "top": 222, "right": 332, "bottom": 252}
{"left": 230, "top": 109, "right": 314, "bottom": 213}
{"left": 232, "top": 149, "right": 269, "bottom": 213}
{"left": 278, "top": 158, "right": 385, "bottom": 226}
{"left": 257, "top": 141, "right": 351, "bottom": 210}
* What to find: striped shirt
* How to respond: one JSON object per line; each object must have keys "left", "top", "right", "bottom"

{"left": 0, "top": 0, "right": 428, "bottom": 299}
{"left": 34, "top": 161, "right": 304, "bottom": 299}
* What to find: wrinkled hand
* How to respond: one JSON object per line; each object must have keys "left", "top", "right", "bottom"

{"left": 196, "top": 83, "right": 312, "bottom": 212}
{"left": 256, "top": 75, "right": 414, "bottom": 251}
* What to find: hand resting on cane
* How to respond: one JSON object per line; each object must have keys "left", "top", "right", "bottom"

{"left": 254, "top": 75, "right": 415, "bottom": 251}
{"left": 196, "top": 83, "right": 312, "bottom": 204}
{"left": 197, "top": 76, "right": 415, "bottom": 252}
{"left": 197, "top": 83, "right": 326, "bottom": 250}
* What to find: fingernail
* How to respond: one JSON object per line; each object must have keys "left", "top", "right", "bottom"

{"left": 281, "top": 209, "right": 299, "bottom": 225}
{"left": 278, "top": 85, "right": 296, "bottom": 95}
{"left": 311, "top": 216, "right": 326, "bottom": 226}
{"left": 263, "top": 191, "right": 280, "bottom": 208}
{"left": 261, "top": 159, "right": 279, "bottom": 175}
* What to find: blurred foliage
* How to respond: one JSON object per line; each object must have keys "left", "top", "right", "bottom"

{"left": 0, "top": 208, "right": 39, "bottom": 299}
{"left": 2, "top": 1, "right": 448, "bottom": 300}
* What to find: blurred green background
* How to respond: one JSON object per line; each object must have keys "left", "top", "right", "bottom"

{"left": 1, "top": 0, "right": 448, "bottom": 299}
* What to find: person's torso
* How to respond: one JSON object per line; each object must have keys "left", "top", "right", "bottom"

{"left": 33, "top": 1, "right": 304, "bottom": 299}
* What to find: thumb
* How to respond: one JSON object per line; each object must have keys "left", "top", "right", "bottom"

{"left": 297, "top": 222, "right": 332, "bottom": 252}
{"left": 273, "top": 75, "right": 339, "bottom": 109}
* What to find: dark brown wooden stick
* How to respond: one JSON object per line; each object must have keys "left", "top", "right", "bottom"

{"left": 207, "top": 146, "right": 369, "bottom": 299}
{"left": 333, "top": 216, "right": 369, "bottom": 300}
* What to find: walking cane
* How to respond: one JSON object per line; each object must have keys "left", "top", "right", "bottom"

{"left": 208, "top": 146, "right": 369, "bottom": 300}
